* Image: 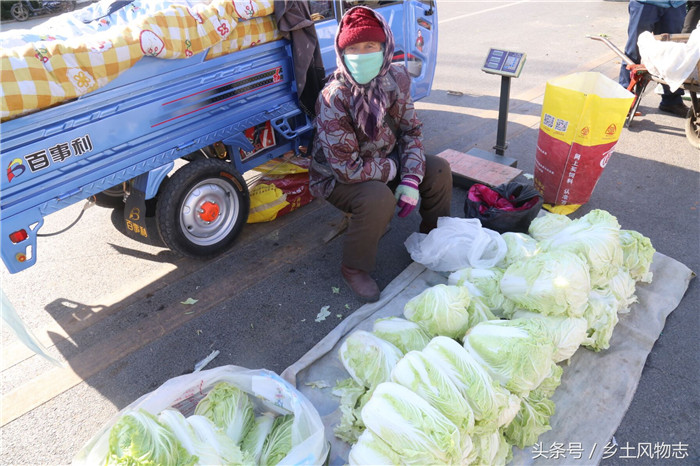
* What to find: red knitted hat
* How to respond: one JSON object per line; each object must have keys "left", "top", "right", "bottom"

{"left": 337, "top": 8, "right": 386, "bottom": 50}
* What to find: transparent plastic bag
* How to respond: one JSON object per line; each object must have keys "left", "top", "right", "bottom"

{"left": 73, "top": 365, "right": 329, "bottom": 465}
{"left": 404, "top": 217, "right": 507, "bottom": 272}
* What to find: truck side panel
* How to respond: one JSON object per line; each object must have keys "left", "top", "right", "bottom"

{"left": 1, "top": 39, "right": 301, "bottom": 272}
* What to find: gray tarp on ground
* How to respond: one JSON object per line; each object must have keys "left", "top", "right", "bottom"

{"left": 281, "top": 252, "right": 694, "bottom": 465}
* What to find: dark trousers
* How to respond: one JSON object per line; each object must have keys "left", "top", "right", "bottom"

{"left": 618, "top": 0, "right": 686, "bottom": 106}
{"left": 326, "top": 154, "right": 452, "bottom": 272}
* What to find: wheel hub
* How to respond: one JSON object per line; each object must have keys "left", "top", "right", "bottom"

{"left": 198, "top": 201, "right": 220, "bottom": 222}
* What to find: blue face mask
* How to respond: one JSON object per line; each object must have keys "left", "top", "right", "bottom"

{"left": 343, "top": 51, "right": 384, "bottom": 84}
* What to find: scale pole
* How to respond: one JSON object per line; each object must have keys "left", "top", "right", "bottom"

{"left": 494, "top": 75, "right": 511, "bottom": 155}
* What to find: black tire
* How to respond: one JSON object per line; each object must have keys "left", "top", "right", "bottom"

{"left": 156, "top": 159, "right": 249, "bottom": 258}
{"left": 685, "top": 107, "right": 700, "bottom": 149}
{"left": 93, "top": 184, "right": 126, "bottom": 209}
{"left": 10, "top": 2, "right": 29, "bottom": 21}
{"left": 62, "top": 1, "right": 76, "bottom": 12}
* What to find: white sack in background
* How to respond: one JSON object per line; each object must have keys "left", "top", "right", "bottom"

{"left": 638, "top": 29, "right": 700, "bottom": 92}
{"left": 404, "top": 217, "right": 507, "bottom": 272}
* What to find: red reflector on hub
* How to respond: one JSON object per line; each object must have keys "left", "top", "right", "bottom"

{"left": 9, "top": 229, "right": 28, "bottom": 243}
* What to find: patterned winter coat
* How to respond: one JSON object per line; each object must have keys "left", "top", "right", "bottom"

{"left": 309, "top": 64, "right": 426, "bottom": 199}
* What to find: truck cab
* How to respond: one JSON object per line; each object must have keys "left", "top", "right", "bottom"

{"left": 0, "top": 0, "right": 438, "bottom": 274}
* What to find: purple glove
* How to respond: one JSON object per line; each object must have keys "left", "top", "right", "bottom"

{"left": 394, "top": 175, "right": 420, "bottom": 218}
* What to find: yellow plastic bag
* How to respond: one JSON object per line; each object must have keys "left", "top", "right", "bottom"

{"left": 246, "top": 156, "right": 312, "bottom": 223}
{"left": 533, "top": 72, "right": 633, "bottom": 215}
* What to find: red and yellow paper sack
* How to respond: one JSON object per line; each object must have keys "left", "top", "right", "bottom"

{"left": 534, "top": 72, "right": 633, "bottom": 215}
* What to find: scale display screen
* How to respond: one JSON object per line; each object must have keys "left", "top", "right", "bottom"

{"left": 482, "top": 48, "right": 526, "bottom": 77}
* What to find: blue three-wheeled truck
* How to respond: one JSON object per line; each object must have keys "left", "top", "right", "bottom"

{"left": 0, "top": 0, "right": 438, "bottom": 274}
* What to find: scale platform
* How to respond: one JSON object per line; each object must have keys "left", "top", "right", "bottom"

{"left": 436, "top": 148, "right": 522, "bottom": 189}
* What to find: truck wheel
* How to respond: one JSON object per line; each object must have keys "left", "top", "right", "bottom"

{"left": 94, "top": 185, "right": 125, "bottom": 208}
{"left": 10, "top": 2, "right": 29, "bottom": 21}
{"left": 685, "top": 107, "right": 700, "bottom": 149}
{"left": 156, "top": 159, "right": 249, "bottom": 258}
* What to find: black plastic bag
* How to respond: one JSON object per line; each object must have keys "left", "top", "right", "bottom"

{"left": 464, "top": 182, "right": 544, "bottom": 234}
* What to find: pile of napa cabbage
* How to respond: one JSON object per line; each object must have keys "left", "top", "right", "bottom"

{"left": 333, "top": 209, "right": 654, "bottom": 464}
{"left": 104, "top": 382, "right": 294, "bottom": 465}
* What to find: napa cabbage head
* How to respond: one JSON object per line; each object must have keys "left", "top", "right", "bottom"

{"left": 463, "top": 319, "right": 557, "bottom": 396}
{"left": 158, "top": 409, "right": 234, "bottom": 466}
{"left": 332, "top": 377, "right": 371, "bottom": 444}
{"left": 391, "top": 350, "right": 475, "bottom": 434}
{"left": 186, "top": 415, "right": 251, "bottom": 465}
{"left": 607, "top": 267, "right": 638, "bottom": 313}
{"left": 498, "top": 232, "right": 540, "bottom": 268}
{"left": 403, "top": 284, "right": 473, "bottom": 339}
{"left": 528, "top": 212, "right": 572, "bottom": 241}
{"left": 259, "top": 414, "right": 294, "bottom": 466}
{"left": 361, "top": 382, "right": 463, "bottom": 465}
{"left": 241, "top": 413, "right": 276, "bottom": 464}
{"left": 582, "top": 289, "right": 620, "bottom": 352}
{"left": 502, "top": 389, "right": 556, "bottom": 449}
{"left": 619, "top": 229, "right": 655, "bottom": 283}
{"left": 537, "top": 362, "right": 564, "bottom": 398}
{"left": 372, "top": 317, "right": 431, "bottom": 353}
{"left": 421, "top": 336, "right": 520, "bottom": 432}
{"left": 540, "top": 209, "right": 623, "bottom": 288}
{"left": 348, "top": 428, "right": 403, "bottom": 466}
{"left": 107, "top": 409, "right": 196, "bottom": 466}
{"left": 511, "top": 310, "right": 588, "bottom": 363}
{"left": 471, "top": 430, "right": 513, "bottom": 466}
{"left": 338, "top": 330, "right": 403, "bottom": 389}
{"left": 193, "top": 382, "right": 255, "bottom": 445}
{"left": 500, "top": 251, "right": 591, "bottom": 318}
{"left": 447, "top": 267, "right": 507, "bottom": 315}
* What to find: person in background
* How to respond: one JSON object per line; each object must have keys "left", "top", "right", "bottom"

{"left": 682, "top": 0, "right": 700, "bottom": 32}
{"left": 309, "top": 6, "right": 452, "bottom": 302}
{"left": 619, "top": 0, "right": 688, "bottom": 116}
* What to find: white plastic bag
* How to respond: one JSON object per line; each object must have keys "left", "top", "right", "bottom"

{"left": 73, "top": 365, "right": 329, "bottom": 465}
{"left": 404, "top": 217, "right": 507, "bottom": 272}
{"left": 638, "top": 29, "right": 700, "bottom": 92}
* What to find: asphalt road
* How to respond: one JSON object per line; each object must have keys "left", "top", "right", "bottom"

{"left": 1, "top": 1, "right": 698, "bottom": 464}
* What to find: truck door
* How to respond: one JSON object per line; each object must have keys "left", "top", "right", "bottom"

{"left": 311, "top": 0, "right": 438, "bottom": 101}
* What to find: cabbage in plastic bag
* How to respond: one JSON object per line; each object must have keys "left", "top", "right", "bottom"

{"left": 107, "top": 409, "right": 196, "bottom": 466}
{"left": 193, "top": 382, "right": 255, "bottom": 446}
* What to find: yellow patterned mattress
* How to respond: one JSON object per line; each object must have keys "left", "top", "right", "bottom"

{"left": 0, "top": 0, "right": 282, "bottom": 121}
